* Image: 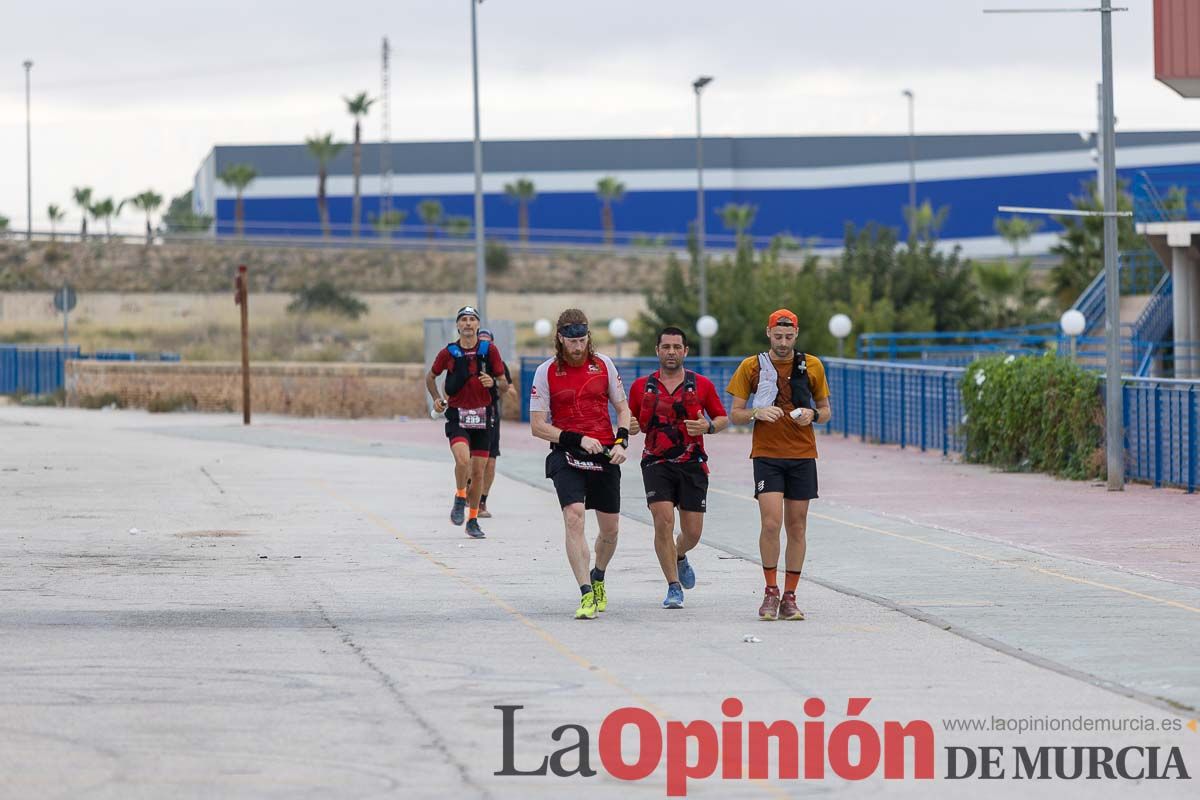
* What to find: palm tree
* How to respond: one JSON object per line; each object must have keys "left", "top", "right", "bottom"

{"left": 305, "top": 133, "right": 346, "bottom": 238}
{"left": 46, "top": 204, "right": 66, "bottom": 241}
{"left": 218, "top": 164, "right": 258, "bottom": 237}
{"left": 128, "top": 190, "right": 163, "bottom": 243}
{"left": 596, "top": 177, "right": 626, "bottom": 245}
{"left": 445, "top": 215, "right": 472, "bottom": 238}
{"left": 72, "top": 187, "right": 93, "bottom": 239}
{"left": 717, "top": 203, "right": 758, "bottom": 249}
{"left": 89, "top": 197, "right": 121, "bottom": 239}
{"left": 993, "top": 215, "right": 1043, "bottom": 259}
{"left": 344, "top": 92, "right": 375, "bottom": 239}
{"left": 417, "top": 199, "right": 445, "bottom": 243}
{"left": 369, "top": 209, "right": 407, "bottom": 240}
{"left": 504, "top": 178, "right": 537, "bottom": 244}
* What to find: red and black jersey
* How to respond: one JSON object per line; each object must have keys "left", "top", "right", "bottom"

{"left": 628, "top": 370, "right": 727, "bottom": 466}
{"left": 529, "top": 353, "right": 625, "bottom": 446}
{"left": 430, "top": 340, "right": 505, "bottom": 409}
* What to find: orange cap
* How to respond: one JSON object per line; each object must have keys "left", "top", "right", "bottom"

{"left": 767, "top": 309, "right": 798, "bottom": 328}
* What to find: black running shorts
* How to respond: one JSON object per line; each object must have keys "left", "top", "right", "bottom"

{"left": 752, "top": 457, "right": 818, "bottom": 501}
{"left": 445, "top": 407, "right": 492, "bottom": 457}
{"left": 641, "top": 461, "right": 709, "bottom": 512}
{"left": 546, "top": 448, "right": 621, "bottom": 513}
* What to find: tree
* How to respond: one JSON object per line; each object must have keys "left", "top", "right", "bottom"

{"left": 46, "top": 204, "right": 66, "bottom": 241}
{"left": 973, "top": 260, "right": 1049, "bottom": 329}
{"left": 72, "top": 186, "right": 93, "bottom": 239}
{"left": 504, "top": 178, "right": 536, "bottom": 243}
{"left": 161, "top": 190, "right": 214, "bottom": 234}
{"left": 0, "top": 214, "right": 8, "bottom": 235}
{"left": 417, "top": 199, "right": 445, "bottom": 243}
{"left": 128, "top": 190, "right": 163, "bottom": 243}
{"left": 88, "top": 197, "right": 122, "bottom": 239}
{"left": 369, "top": 209, "right": 407, "bottom": 240}
{"left": 218, "top": 163, "right": 258, "bottom": 237}
{"left": 717, "top": 203, "right": 758, "bottom": 250}
{"left": 993, "top": 215, "right": 1043, "bottom": 258}
{"left": 596, "top": 176, "right": 625, "bottom": 245}
{"left": 444, "top": 215, "right": 472, "bottom": 238}
{"left": 1049, "top": 179, "right": 1139, "bottom": 309}
{"left": 344, "top": 91, "right": 375, "bottom": 239}
{"left": 305, "top": 133, "right": 346, "bottom": 238}
{"left": 903, "top": 200, "right": 950, "bottom": 244}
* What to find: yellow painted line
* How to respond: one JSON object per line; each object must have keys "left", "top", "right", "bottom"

{"left": 707, "top": 485, "right": 1200, "bottom": 616}
{"left": 315, "top": 479, "right": 791, "bottom": 800}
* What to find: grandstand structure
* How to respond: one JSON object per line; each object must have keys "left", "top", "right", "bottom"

{"left": 193, "top": 131, "right": 1200, "bottom": 255}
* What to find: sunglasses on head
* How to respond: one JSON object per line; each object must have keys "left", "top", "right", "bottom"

{"left": 558, "top": 323, "right": 589, "bottom": 338}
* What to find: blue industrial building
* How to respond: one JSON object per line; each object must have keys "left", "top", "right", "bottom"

{"left": 193, "top": 131, "right": 1200, "bottom": 254}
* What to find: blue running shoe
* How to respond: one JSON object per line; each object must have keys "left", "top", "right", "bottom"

{"left": 663, "top": 583, "right": 684, "bottom": 609}
{"left": 677, "top": 556, "right": 696, "bottom": 590}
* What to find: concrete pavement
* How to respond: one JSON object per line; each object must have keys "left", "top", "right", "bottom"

{"left": 1, "top": 407, "right": 1198, "bottom": 798}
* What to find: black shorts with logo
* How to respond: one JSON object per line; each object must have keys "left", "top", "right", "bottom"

{"left": 445, "top": 406, "right": 492, "bottom": 457}
{"left": 546, "top": 448, "right": 621, "bottom": 513}
{"left": 752, "top": 457, "right": 819, "bottom": 501}
{"left": 641, "top": 460, "right": 709, "bottom": 512}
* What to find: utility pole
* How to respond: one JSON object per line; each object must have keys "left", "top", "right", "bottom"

{"left": 470, "top": 0, "right": 487, "bottom": 322}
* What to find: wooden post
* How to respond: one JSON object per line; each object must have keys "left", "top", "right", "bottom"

{"left": 235, "top": 265, "right": 250, "bottom": 425}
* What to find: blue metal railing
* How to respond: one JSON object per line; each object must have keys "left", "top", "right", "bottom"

{"left": 0, "top": 346, "right": 82, "bottom": 394}
{"left": 1125, "top": 377, "right": 1198, "bottom": 492}
{"left": 0, "top": 346, "right": 182, "bottom": 395}
{"left": 1131, "top": 167, "right": 1200, "bottom": 223}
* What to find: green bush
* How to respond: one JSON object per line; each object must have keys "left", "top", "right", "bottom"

{"left": 147, "top": 393, "right": 197, "bottom": 413}
{"left": 486, "top": 239, "right": 511, "bottom": 274}
{"left": 961, "top": 354, "right": 1104, "bottom": 480}
{"left": 78, "top": 392, "right": 124, "bottom": 409}
{"left": 287, "top": 281, "right": 368, "bottom": 319}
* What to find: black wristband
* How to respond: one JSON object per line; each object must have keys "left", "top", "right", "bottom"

{"left": 558, "top": 430, "right": 583, "bottom": 450}
{"left": 812, "top": 408, "right": 821, "bottom": 424}
{"left": 613, "top": 427, "right": 630, "bottom": 448}
{"left": 706, "top": 420, "right": 715, "bottom": 435}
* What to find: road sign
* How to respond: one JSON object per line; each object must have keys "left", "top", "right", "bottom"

{"left": 53, "top": 285, "right": 77, "bottom": 313}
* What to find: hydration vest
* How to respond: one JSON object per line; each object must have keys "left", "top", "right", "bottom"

{"left": 444, "top": 339, "right": 493, "bottom": 399}
{"left": 757, "top": 351, "right": 814, "bottom": 411}
{"left": 638, "top": 370, "right": 705, "bottom": 461}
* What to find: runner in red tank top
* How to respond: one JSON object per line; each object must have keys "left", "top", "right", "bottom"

{"left": 529, "top": 308, "right": 631, "bottom": 620}
{"left": 425, "top": 305, "right": 508, "bottom": 539}
{"left": 627, "top": 326, "right": 729, "bottom": 609}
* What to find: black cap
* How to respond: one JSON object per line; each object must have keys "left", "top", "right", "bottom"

{"left": 456, "top": 305, "right": 480, "bottom": 320}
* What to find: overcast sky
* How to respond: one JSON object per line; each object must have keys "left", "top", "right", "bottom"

{"left": 1, "top": 0, "right": 1195, "bottom": 232}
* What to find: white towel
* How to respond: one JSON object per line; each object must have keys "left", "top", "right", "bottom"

{"left": 750, "top": 352, "right": 779, "bottom": 409}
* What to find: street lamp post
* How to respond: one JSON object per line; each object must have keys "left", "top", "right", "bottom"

{"left": 608, "top": 317, "right": 629, "bottom": 359}
{"left": 696, "top": 315, "right": 719, "bottom": 369}
{"left": 987, "top": 0, "right": 1126, "bottom": 490}
{"left": 829, "top": 314, "right": 853, "bottom": 359}
{"left": 693, "top": 75, "right": 714, "bottom": 358}
{"left": 534, "top": 318, "right": 552, "bottom": 358}
{"left": 902, "top": 89, "right": 916, "bottom": 238}
{"left": 24, "top": 59, "right": 33, "bottom": 242}
{"left": 470, "top": 0, "right": 487, "bottom": 322}
{"left": 1060, "top": 309, "right": 1086, "bottom": 360}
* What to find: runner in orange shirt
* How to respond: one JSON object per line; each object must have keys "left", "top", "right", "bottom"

{"left": 726, "top": 309, "right": 831, "bottom": 621}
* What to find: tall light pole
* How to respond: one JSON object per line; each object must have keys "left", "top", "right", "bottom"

{"left": 902, "top": 89, "right": 916, "bottom": 237}
{"left": 693, "top": 75, "right": 713, "bottom": 357}
{"left": 987, "top": 0, "right": 1126, "bottom": 490}
{"left": 470, "top": 0, "right": 487, "bottom": 322}
{"left": 24, "top": 60, "right": 33, "bottom": 242}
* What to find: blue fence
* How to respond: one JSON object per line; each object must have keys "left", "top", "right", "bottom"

{"left": 0, "top": 346, "right": 82, "bottom": 394}
{"left": 0, "top": 346, "right": 182, "bottom": 395}
{"left": 1125, "top": 378, "right": 1199, "bottom": 492}
{"left": 518, "top": 355, "right": 1196, "bottom": 492}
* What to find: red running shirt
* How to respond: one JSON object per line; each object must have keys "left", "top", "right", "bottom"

{"left": 529, "top": 354, "right": 626, "bottom": 446}
{"left": 430, "top": 341, "right": 506, "bottom": 409}
{"left": 628, "top": 371, "right": 727, "bottom": 465}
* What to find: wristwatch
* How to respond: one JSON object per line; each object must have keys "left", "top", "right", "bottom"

{"left": 706, "top": 420, "right": 715, "bottom": 435}
{"left": 811, "top": 409, "right": 821, "bottom": 424}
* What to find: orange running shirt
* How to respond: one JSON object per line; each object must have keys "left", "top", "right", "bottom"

{"left": 725, "top": 352, "right": 830, "bottom": 460}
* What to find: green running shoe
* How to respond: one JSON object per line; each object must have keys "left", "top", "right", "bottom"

{"left": 575, "top": 591, "right": 598, "bottom": 620}
{"left": 593, "top": 578, "right": 607, "bottom": 612}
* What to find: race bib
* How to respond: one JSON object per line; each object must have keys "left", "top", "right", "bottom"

{"left": 458, "top": 406, "right": 488, "bottom": 430}
{"left": 565, "top": 452, "right": 605, "bottom": 472}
